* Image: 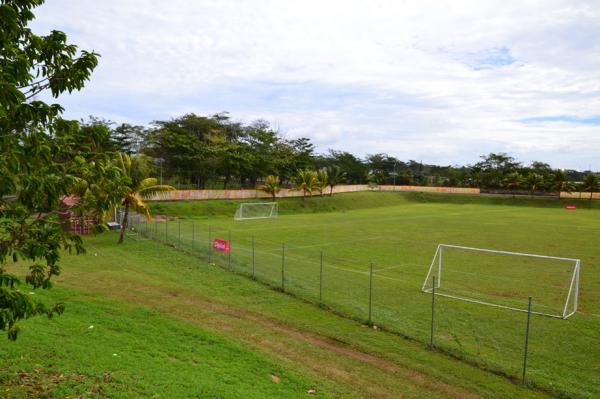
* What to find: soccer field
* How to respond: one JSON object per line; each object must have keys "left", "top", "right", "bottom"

{"left": 144, "top": 192, "right": 600, "bottom": 398}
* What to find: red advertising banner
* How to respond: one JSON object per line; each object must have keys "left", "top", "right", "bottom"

{"left": 213, "top": 238, "right": 230, "bottom": 253}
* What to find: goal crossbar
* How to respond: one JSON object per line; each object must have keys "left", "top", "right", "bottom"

{"left": 436, "top": 244, "right": 580, "bottom": 262}
{"left": 422, "top": 244, "right": 581, "bottom": 319}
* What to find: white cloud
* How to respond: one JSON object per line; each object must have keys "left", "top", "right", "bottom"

{"left": 30, "top": 0, "right": 600, "bottom": 169}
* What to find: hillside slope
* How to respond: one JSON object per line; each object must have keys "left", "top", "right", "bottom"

{"left": 149, "top": 190, "right": 600, "bottom": 218}
{"left": 2, "top": 233, "right": 552, "bottom": 398}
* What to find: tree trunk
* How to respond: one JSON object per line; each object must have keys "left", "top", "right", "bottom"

{"left": 117, "top": 202, "right": 129, "bottom": 244}
{"left": 329, "top": 185, "right": 333, "bottom": 196}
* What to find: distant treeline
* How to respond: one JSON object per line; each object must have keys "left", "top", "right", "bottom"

{"left": 84, "top": 113, "right": 599, "bottom": 194}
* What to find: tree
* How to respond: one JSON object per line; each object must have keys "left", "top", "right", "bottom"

{"left": 294, "top": 169, "right": 318, "bottom": 200}
{"left": 111, "top": 123, "right": 147, "bottom": 154}
{"left": 272, "top": 138, "right": 315, "bottom": 183}
{"left": 552, "top": 170, "right": 576, "bottom": 195}
{"left": 326, "top": 150, "right": 367, "bottom": 184}
{"left": 242, "top": 121, "right": 279, "bottom": 187}
{"left": 325, "top": 165, "right": 346, "bottom": 196}
{"left": 366, "top": 154, "right": 401, "bottom": 185}
{"left": 581, "top": 173, "right": 599, "bottom": 200}
{"left": 67, "top": 124, "right": 129, "bottom": 225}
{"left": 408, "top": 160, "right": 427, "bottom": 185}
{"left": 501, "top": 172, "right": 523, "bottom": 192}
{"left": 315, "top": 169, "right": 329, "bottom": 196}
{"left": 117, "top": 154, "right": 174, "bottom": 244}
{"left": 288, "top": 138, "right": 315, "bottom": 171}
{"left": 473, "top": 153, "right": 521, "bottom": 189}
{"left": 259, "top": 175, "right": 281, "bottom": 200}
{"left": 522, "top": 173, "right": 544, "bottom": 197}
{"left": 0, "top": 0, "right": 109, "bottom": 340}
{"left": 146, "top": 114, "right": 225, "bottom": 187}
{"left": 215, "top": 141, "right": 251, "bottom": 189}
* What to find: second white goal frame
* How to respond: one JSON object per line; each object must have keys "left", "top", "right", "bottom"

{"left": 234, "top": 202, "right": 278, "bottom": 221}
{"left": 422, "top": 244, "right": 580, "bottom": 319}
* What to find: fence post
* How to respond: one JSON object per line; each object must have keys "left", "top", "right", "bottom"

{"left": 438, "top": 246, "right": 443, "bottom": 286}
{"left": 208, "top": 225, "right": 212, "bottom": 264}
{"left": 191, "top": 222, "right": 195, "bottom": 254}
{"left": 522, "top": 296, "right": 533, "bottom": 384}
{"left": 178, "top": 219, "right": 181, "bottom": 249}
{"left": 281, "top": 242, "right": 285, "bottom": 291}
{"left": 319, "top": 251, "right": 324, "bottom": 304}
{"left": 368, "top": 262, "right": 373, "bottom": 325}
{"left": 252, "top": 235, "right": 255, "bottom": 279}
{"left": 430, "top": 276, "right": 436, "bottom": 350}
{"left": 228, "top": 230, "right": 232, "bottom": 268}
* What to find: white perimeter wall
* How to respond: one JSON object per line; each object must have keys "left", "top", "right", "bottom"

{"left": 147, "top": 185, "right": 480, "bottom": 201}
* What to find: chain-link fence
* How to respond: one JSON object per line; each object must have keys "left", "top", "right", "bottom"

{"left": 120, "top": 214, "right": 594, "bottom": 396}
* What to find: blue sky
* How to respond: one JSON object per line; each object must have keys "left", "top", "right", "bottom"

{"left": 31, "top": 0, "right": 600, "bottom": 170}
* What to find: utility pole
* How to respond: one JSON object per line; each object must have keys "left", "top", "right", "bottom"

{"left": 157, "top": 158, "right": 164, "bottom": 185}
{"left": 393, "top": 160, "right": 397, "bottom": 190}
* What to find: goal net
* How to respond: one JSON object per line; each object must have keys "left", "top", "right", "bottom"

{"left": 234, "top": 202, "right": 278, "bottom": 221}
{"left": 422, "top": 244, "right": 580, "bottom": 319}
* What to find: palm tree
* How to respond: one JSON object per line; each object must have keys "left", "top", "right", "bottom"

{"left": 501, "top": 172, "right": 522, "bottom": 197}
{"left": 553, "top": 170, "right": 576, "bottom": 196}
{"left": 294, "top": 169, "right": 318, "bottom": 200}
{"left": 315, "top": 169, "right": 328, "bottom": 197}
{"left": 117, "top": 153, "right": 174, "bottom": 244}
{"left": 523, "top": 173, "right": 544, "bottom": 197}
{"left": 325, "top": 165, "right": 346, "bottom": 196}
{"left": 259, "top": 175, "right": 281, "bottom": 200}
{"left": 582, "top": 173, "right": 599, "bottom": 200}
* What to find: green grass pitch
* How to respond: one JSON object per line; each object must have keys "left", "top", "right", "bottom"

{"left": 145, "top": 192, "right": 600, "bottom": 398}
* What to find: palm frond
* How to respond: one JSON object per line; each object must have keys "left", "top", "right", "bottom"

{"left": 117, "top": 153, "right": 131, "bottom": 176}
{"left": 137, "top": 177, "right": 160, "bottom": 190}
{"left": 129, "top": 195, "right": 151, "bottom": 219}
{"left": 138, "top": 184, "right": 175, "bottom": 198}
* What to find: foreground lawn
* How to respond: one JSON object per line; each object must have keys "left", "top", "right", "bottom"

{"left": 0, "top": 288, "right": 338, "bottom": 398}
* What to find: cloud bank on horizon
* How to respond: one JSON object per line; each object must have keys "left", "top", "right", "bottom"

{"left": 31, "top": 0, "right": 600, "bottom": 170}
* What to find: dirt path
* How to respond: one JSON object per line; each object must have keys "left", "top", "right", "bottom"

{"left": 187, "top": 297, "right": 483, "bottom": 399}
{"left": 66, "top": 275, "right": 482, "bottom": 399}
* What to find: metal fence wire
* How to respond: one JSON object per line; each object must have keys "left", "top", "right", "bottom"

{"left": 128, "top": 215, "right": 554, "bottom": 387}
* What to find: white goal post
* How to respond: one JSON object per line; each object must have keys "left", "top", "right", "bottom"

{"left": 234, "top": 202, "right": 278, "bottom": 221}
{"left": 422, "top": 244, "right": 580, "bottom": 319}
